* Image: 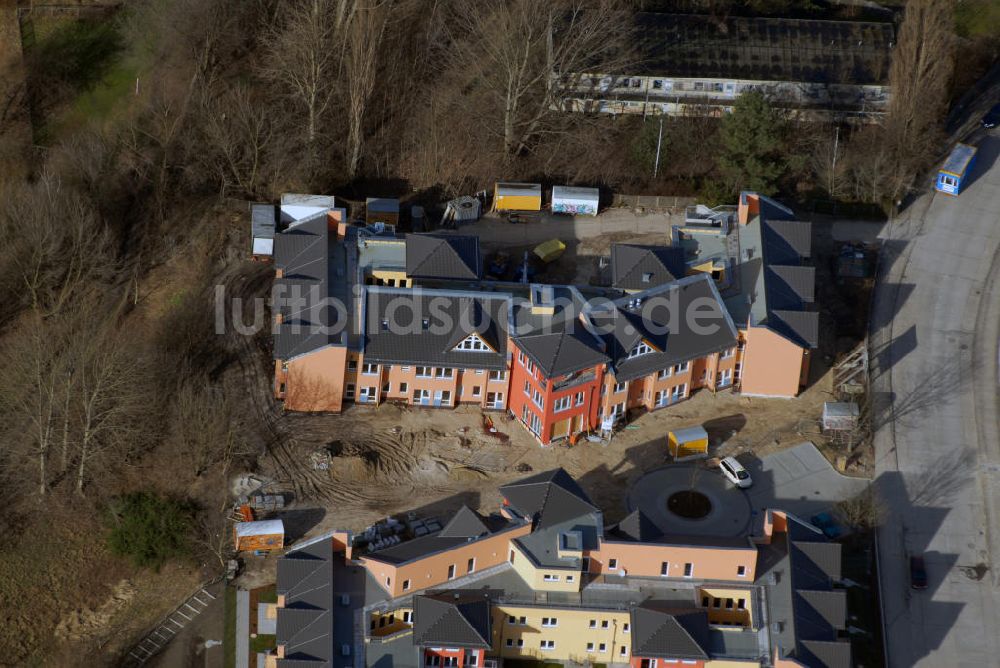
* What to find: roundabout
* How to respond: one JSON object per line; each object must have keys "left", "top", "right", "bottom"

{"left": 626, "top": 465, "right": 753, "bottom": 538}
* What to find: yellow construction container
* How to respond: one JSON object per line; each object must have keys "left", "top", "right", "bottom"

{"left": 667, "top": 425, "right": 709, "bottom": 461}
{"left": 494, "top": 182, "right": 542, "bottom": 212}
{"left": 533, "top": 239, "right": 566, "bottom": 263}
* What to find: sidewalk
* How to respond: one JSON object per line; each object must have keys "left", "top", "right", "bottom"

{"left": 235, "top": 588, "right": 250, "bottom": 668}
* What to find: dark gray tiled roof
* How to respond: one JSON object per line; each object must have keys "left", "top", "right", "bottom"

{"left": 630, "top": 605, "right": 710, "bottom": 660}
{"left": 365, "top": 512, "right": 516, "bottom": 566}
{"left": 412, "top": 593, "right": 492, "bottom": 648}
{"left": 500, "top": 468, "right": 598, "bottom": 530}
{"left": 798, "top": 640, "right": 852, "bottom": 668}
{"left": 611, "top": 244, "right": 686, "bottom": 291}
{"left": 590, "top": 274, "right": 738, "bottom": 382}
{"left": 767, "top": 265, "right": 815, "bottom": 306}
{"left": 514, "top": 330, "right": 609, "bottom": 378}
{"left": 363, "top": 288, "right": 510, "bottom": 370}
{"left": 770, "top": 310, "right": 820, "bottom": 349}
{"left": 406, "top": 234, "right": 481, "bottom": 280}
{"left": 439, "top": 506, "right": 495, "bottom": 539}
{"left": 798, "top": 590, "right": 847, "bottom": 631}
{"left": 273, "top": 214, "right": 338, "bottom": 360}
{"left": 791, "top": 540, "right": 842, "bottom": 586}
{"left": 275, "top": 539, "right": 334, "bottom": 665}
{"left": 732, "top": 194, "right": 818, "bottom": 349}
{"left": 609, "top": 509, "right": 662, "bottom": 542}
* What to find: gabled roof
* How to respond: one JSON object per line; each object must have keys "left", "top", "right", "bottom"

{"left": 406, "top": 234, "right": 481, "bottom": 280}
{"left": 363, "top": 288, "right": 510, "bottom": 370}
{"left": 500, "top": 468, "right": 598, "bottom": 530}
{"left": 438, "top": 506, "right": 491, "bottom": 539}
{"left": 514, "top": 330, "right": 609, "bottom": 379}
{"left": 631, "top": 605, "right": 710, "bottom": 660}
{"left": 590, "top": 274, "right": 739, "bottom": 382}
{"left": 732, "top": 194, "right": 818, "bottom": 350}
{"left": 275, "top": 539, "right": 334, "bottom": 665}
{"left": 412, "top": 593, "right": 492, "bottom": 648}
{"left": 611, "top": 244, "right": 686, "bottom": 290}
{"left": 791, "top": 540, "right": 842, "bottom": 586}
{"left": 798, "top": 640, "right": 853, "bottom": 668}
{"left": 273, "top": 214, "right": 337, "bottom": 360}
{"left": 797, "top": 590, "right": 847, "bottom": 632}
{"left": 608, "top": 509, "right": 662, "bottom": 542}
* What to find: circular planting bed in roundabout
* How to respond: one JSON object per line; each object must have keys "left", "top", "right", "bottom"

{"left": 667, "top": 490, "right": 713, "bottom": 519}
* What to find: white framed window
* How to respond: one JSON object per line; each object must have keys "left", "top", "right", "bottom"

{"left": 553, "top": 396, "right": 571, "bottom": 412}
{"left": 660, "top": 561, "right": 669, "bottom": 576}
{"left": 489, "top": 370, "right": 505, "bottom": 381}
{"left": 358, "top": 387, "right": 376, "bottom": 403}
{"left": 721, "top": 347, "right": 735, "bottom": 359}
{"left": 671, "top": 384, "right": 687, "bottom": 400}
{"left": 717, "top": 369, "right": 732, "bottom": 388}
{"left": 598, "top": 643, "right": 607, "bottom": 653}
{"left": 533, "top": 390, "right": 543, "bottom": 409}
{"left": 416, "top": 366, "right": 432, "bottom": 378}
{"left": 589, "top": 619, "right": 597, "bottom": 629}
{"left": 673, "top": 361, "right": 690, "bottom": 374}
{"left": 475, "top": 369, "right": 485, "bottom": 375}
{"left": 586, "top": 642, "right": 595, "bottom": 652}
{"left": 620, "top": 645, "right": 628, "bottom": 657}
{"left": 542, "top": 574, "right": 560, "bottom": 582}
{"left": 541, "top": 617, "right": 557, "bottom": 627}
{"left": 362, "top": 362, "right": 379, "bottom": 375}
{"left": 403, "top": 610, "right": 412, "bottom": 623}
{"left": 472, "top": 386, "right": 482, "bottom": 397}
{"left": 524, "top": 380, "right": 531, "bottom": 396}
{"left": 601, "top": 620, "right": 609, "bottom": 629}
{"left": 608, "top": 558, "right": 618, "bottom": 569}
{"left": 467, "top": 557, "right": 476, "bottom": 573}
{"left": 346, "top": 384, "right": 356, "bottom": 400}
{"left": 575, "top": 391, "right": 584, "bottom": 406}
{"left": 540, "top": 640, "right": 555, "bottom": 650}
{"left": 505, "top": 639, "right": 514, "bottom": 648}
{"left": 683, "top": 562, "right": 693, "bottom": 578}
{"left": 435, "top": 367, "right": 454, "bottom": 378}
{"left": 447, "top": 564, "right": 456, "bottom": 580}
{"left": 611, "top": 402, "right": 625, "bottom": 417}
{"left": 403, "top": 579, "right": 411, "bottom": 590}
{"left": 737, "top": 565, "right": 747, "bottom": 577}
{"left": 628, "top": 341, "right": 654, "bottom": 358}
{"left": 348, "top": 360, "right": 358, "bottom": 372}
{"left": 613, "top": 381, "right": 627, "bottom": 393}
{"left": 623, "top": 623, "right": 630, "bottom": 633}
{"left": 454, "top": 334, "right": 492, "bottom": 351}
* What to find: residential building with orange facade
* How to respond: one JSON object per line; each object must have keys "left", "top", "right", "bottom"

{"left": 267, "top": 468, "right": 850, "bottom": 668}
{"left": 264, "top": 191, "right": 816, "bottom": 445}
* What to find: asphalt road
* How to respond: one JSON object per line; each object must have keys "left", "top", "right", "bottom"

{"left": 871, "top": 130, "right": 1000, "bottom": 666}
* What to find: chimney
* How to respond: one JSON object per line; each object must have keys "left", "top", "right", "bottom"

{"left": 737, "top": 192, "right": 759, "bottom": 226}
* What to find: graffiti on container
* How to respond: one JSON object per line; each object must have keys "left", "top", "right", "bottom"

{"left": 552, "top": 202, "right": 597, "bottom": 215}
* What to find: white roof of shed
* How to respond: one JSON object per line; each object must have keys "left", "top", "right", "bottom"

{"left": 253, "top": 238, "right": 274, "bottom": 256}
{"left": 235, "top": 519, "right": 285, "bottom": 537}
{"left": 669, "top": 425, "right": 708, "bottom": 442}
{"left": 496, "top": 182, "right": 542, "bottom": 197}
{"left": 552, "top": 185, "right": 599, "bottom": 200}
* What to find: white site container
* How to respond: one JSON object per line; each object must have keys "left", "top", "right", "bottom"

{"left": 551, "top": 185, "right": 599, "bottom": 216}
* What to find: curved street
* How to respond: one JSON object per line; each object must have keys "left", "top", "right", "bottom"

{"left": 872, "top": 131, "right": 1000, "bottom": 665}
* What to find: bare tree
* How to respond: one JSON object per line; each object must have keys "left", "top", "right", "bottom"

{"left": 883, "top": 0, "right": 954, "bottom": 202}
{"left": 0, "top": 174, "right": 113, "bottom": 319}
{"left": 67, "top": 319, "right": 151, "bottom": 496}
{"left": 197, "top": 84, "right": 278, "bottom": 198}
{"left": 344, "top": 0, "right": 389, "bottom": 178}
{"left": 260, "top": 0, "right": 347, "bottom": 166}
{"left": 444, "top": 0, "right": 633, "bottom": 157}
{"left": 166, "top": 380, "right": 239, "bottom": 479}
{"left": 0, "top": 314, "right": 68, "bottom": 496}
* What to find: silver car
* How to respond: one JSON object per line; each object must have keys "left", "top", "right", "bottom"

{"left": 719, "top": 456, "right": 752, "bottom": 488}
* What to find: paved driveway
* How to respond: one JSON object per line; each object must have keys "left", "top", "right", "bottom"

{"left": 743, "top": 442, "right": 869, "bottom": 521}
{"left": 871, "top": 130, "right": 1000, "bottom": 666}
{"left": 627, "top": 443, "right": 867, "bottom": 536}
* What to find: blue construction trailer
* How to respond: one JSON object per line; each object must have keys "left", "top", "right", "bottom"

{"left": 936, "top": 143, "right": 978, "bottom": 196}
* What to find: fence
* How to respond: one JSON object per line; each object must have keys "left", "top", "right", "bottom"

{"left": 609, "top": 194, "right": 698, "bottom": 211}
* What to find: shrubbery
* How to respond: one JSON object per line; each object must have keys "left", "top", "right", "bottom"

{"left": 104, "top": 492, "right": 195, "bottom": 569}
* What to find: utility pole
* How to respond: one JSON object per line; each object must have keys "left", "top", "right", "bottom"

{"left": 653, "top": 116, "right": 664, "bottom": 179}
{"left": 830, "top": 125, "right": 840, "bottom": 196}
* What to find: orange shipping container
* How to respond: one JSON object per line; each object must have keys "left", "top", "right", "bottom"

{"left": 234, "top": 519, "right": 285, "bottom": 552}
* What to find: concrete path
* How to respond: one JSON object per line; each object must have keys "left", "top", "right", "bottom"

{"left": 871, "top": 129, "right": 1000, "bottom": 666}
{"left": 743, "top": 442, "right": 868, "bottom": 521}
{"left": 235, "top": 588, "right": 250, "bottom": 668}
{"left": 626, "top": 443, "right": 866, "bottom": 538}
